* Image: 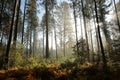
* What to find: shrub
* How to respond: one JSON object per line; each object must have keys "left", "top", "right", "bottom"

{"left": 9, "top": 42, "right": 24, "bottom": 68}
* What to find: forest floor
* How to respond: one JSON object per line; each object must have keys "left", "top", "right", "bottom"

{"left": 0, "top": 63, "right": 120, "bottom": 80}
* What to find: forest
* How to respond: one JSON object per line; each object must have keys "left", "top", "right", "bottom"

{"left": 0, "top": 0, "right": 120, "bottom": 80}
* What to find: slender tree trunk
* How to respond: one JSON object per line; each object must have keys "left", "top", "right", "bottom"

{"left": 63, "top": 27, "right": 65, "bottom": 57}
{"left": 113, "top": 0, "right": 120, "bottom": 31}
{"left": 0, "top": 0, "right": 4, "bottom": 28}
{"left": 29, "top": 29, "right": 32, "bottom": 55}
{"left": 91, "top": 5, "right": 101, "bottom": 63}
{"left": 80, "top": 14, "right": 83, "bottom": 52}
{"left": 33, "top": 31, "right": 35, "bottom": 56}
{"left": 63, "top": 26, "right": 65, "bottom": 57}
{"left": 54, "top": 23, "right": 58, "bottom": 59}
{"left": 45, "top": 0, "right": 49, "bottom": 58}
{"left": 27, "top": 27, "right": 30, "bottom": 57}
{"left": 89, "top": 21, "right": 94, "bottom": 62}
{"left": 63, "top": 12, "right": 66, "bottom": 57}
{"left": 98, "top": 0, "right": 112, "bottom": 56}
{"left": 81, "top": 0, "right": 90, "bottom": 62}
{"left": 52, "top": 11, "right": 58, "bottom": 59}
{"left": 13, "top": 0, "right": 21, "bottom": 46}
{"left": 21, "top": 0, "right": 27, "bottom": 44}
{"left": 33, "top": 28, "right": 37, "bottom": 57}
{"left": 54, "top": 28, "right": 58, "bottom": 59}
{"left": 51, "top": 31, "right": 53, "bottom": 54}
{"left": 79, "top": 13, "right": 83, "bottom": 53}
{"left": 73, "top": 1, "right": 79, "bottom": 56}
{"left": 79, "top": 12, "right": 84, "bottom": 63}
{"left": 0, "top": 0, "right": 5, "bottom": 43}
{"left": 94, "top": 0, "right": 107, "bottom": 68}
{"left": 5, "top": 0, "right": 18, "bottom": 69}
{"left": 59, "top": 29, "right": 63, "bottom": 53}
{"left": 93, "top": 14, "right": 101, "bottom": 64}
{"left": 26, "top": 35, "right": 29, "bottom": 57}
{"left": 43, "top": 28, "right": 44, "bottom": 57}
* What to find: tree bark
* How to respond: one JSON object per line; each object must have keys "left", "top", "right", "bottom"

{"left": 29, "top": 29, "right": 32, "bottom": 55}
{"left": 93, "top": 13, "right": 101, "bottom": 64}
{"left": 94, "top": 0, "right": 107, "bottom": 68}
{"left": 0, "top": 0, "right": 5, "bottom": 43}
{"left": 21, "top": 0, "right": 27, "bottom": 44}
{"left": 73, "top": 1, "right": 79, "bottom": 56}
{"left": 5, "top": 0, "right": 18, "bottom": 69}
{"left": 0, "top": 0, "right": 4, "bottom": 28}
{"left": 45, "top": 0, "right": 49, "bottom": 58}
{"left": 54, "top": 23, "right": 58, "bottom": 59}
{"left": 113, "top": 0, "right": 120, "bottom": 31}
{"left": 63, "top": 17, "right": 66, "bottom": 57}
{"left": 13, "top": 0, "right": 21, "bottom": 46}
{"left": 43, "top": 28, "right": 44, "bottom": 57}
{"left": 89, "top": 21, "right": 94, "bottom": 62}
{"left": 51, "top": 31, "right": 53, "bottom": 54}
{"left": 81, "top": 0, "right": 90, "bottom": 62}
{"left": 79, "top": 12, "right": 84, "bottom": 63}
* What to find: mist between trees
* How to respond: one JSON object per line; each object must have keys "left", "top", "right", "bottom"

{"left": 0, "top": 0, "right": 120, "bottom": 79}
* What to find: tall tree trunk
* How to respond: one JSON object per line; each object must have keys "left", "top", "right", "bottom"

{"left": 43, "top": 28, "right": 44, "bottom": 57}
{"left": 63, "top": 26, "right": 65, "bottom": 57}
{"left": 79, "top": 13, "right": 83, "bottom": 51}
{"left": 113, "top": 0, "right": 120, "bottom": 31}
{"left": 52, "top": 10, "right": 58, "bottom": 59}
{"left": 98, "top": 1, "right": 112, "bottom": 58}
{"left": 59, "top": 28, "right": 63, "bottom": 53}
{"left": 29, "top": 29, "right": 32, "bottom": 55}
{"left": 91, "top": 5, "right": 101, "bottom": 63}
{"left": 81, "top": 0, "right": 90, "bottom": 62}
{"left": 51, "top": 31, "right": 53, "bottom": 54}
{"left": 93, "top": 13, "right": 101, "bottom": 64}
{"left": 73, "top": 1, "right": 79, "bottom": 56}
{"left": 0, "top": 0, "right": 4, "bottom": 28}
{"left": 89, "top": 21, "right": 94, "bottom": 62}
{"left": 33, "top": 28, "right": 37, "bottom": 56}
{"left": 79, "top": 12, "right": 84, "bottom": 63}
{"left": 54, "top": 23, "right": 58, "bottom": 59}
{"left": 45, "top": 0, "right": 49, "bottom": 58}
{"left": 94, "top": 0, "right": 107, "bottom": 68}
{"left": 63, "top": 12, "right": 66, "bottom": 57}
{"left": 21, "top": 0, "right": 27, "bottom": 44}
{"left": 33, "top": 31, "right": 35, "bottom": 56}
{"left": 13, "top": 0, "right": 21, "bottom": 46}
{"left": 0, "top": 0, "right": 5, "bottom": 43}
{"left": 5, "top": 0, "right": 18, "bottom": 69}
{"left": 27, "top": 27, "right": 30, "bottom": 57}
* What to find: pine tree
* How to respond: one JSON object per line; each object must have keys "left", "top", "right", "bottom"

{"left": 5, "top": 0, "right": 18, "bottom": 69}
{"left": 26, "top": 0, "right": 38, "bottom": 56}
{"left": 81, "top": 0, "right": 90, "bottom": 62}
{"left": 13, "top": 0, "right": 21, "bottom": 47}
{"left": 21, "top": 0, "right": 27, "bottom": 44}
{"left": 41, "top": 0, "right": 56, "bottom": 58}
{"left": 72, "top": 1, "right": 79, "bottom": 56}
{"left": 94, "top": 0, "right": 107, "bottom": 68}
